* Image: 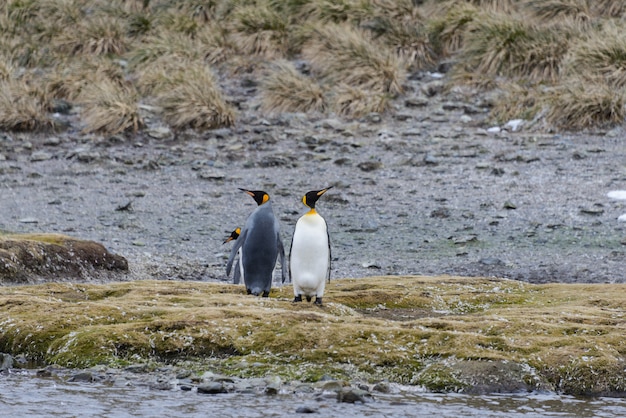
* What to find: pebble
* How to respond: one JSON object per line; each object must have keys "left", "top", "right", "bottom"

{"left": 0, "top": 353, "right": 13, "bottom": 371}
{"left": 337, "top": 388, "right": 370, "bottom": 403}
{"left": 357, "top": 161, "right": 383, "bottom": 172}
{"left": 295, "top": 406, "right": 318, "bottom": 414}
{"left": 30, "top": 151, "right": 53, "bottom": 162}
{"left": 147, "top": 126, "right": 173, "bottom": 140}
{"left": 18, "top": 217, "right": 39, "bottom": 223}
{"left": 197, "top": 382, "right": 228, "bottom": 394}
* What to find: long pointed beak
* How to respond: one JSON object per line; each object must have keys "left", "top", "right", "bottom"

{"left": 239, "top": 188, "right": 254, "bottom": 197}
{"left": 317, "top": 186, "right": 333, "bottom": 196}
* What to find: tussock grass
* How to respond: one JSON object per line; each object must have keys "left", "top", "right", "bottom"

{"left": 260, "top": 60, "right": 326, "bottom": 114}
{"left": 79, "top": 79, "right": 143, "bottom": 135}
{"left": 46, "top": 57, "right": 126, "bottom": 101}
{"left": 458, "top": 13, "right": 569, "bottom": 83}
{"left": 0, "top": 78, "right": 54, "bottom": 132}
{"left": 545, "top": 78, "right": 626, "bottom": 130}
{"left": 126, "top": 31, "right": 199, "bottom": 70}
{"left": 565, "top": 23, "right": 626, "bottom": 88}
{"left": 157, "top": 62, "right": 236, "bottom": 130}
{"left": 304, "top": 23, "right": 406, "bottom": 95}
{"left": 429, "top": 4, "right": 479, "bottom": 56}
{"left": 0, "top": 0, "right": 625, "bottom": 133}
{"left": 53, "top": 16, "right": 129, "bottom": 56}
{"left": 331, "top": 84, "right": 391, "bottom": 118}
{"left": 229, "top": 3, "right": 291, "bottom": 58}
{"left": 525, "top": 0, "right": 593, "bottom": 26}
{"left": 2, "top": 276, "right": 626, "bottom": 395}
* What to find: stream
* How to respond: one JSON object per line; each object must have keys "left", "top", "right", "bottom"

{"left": 2, "top": 370, "right": 626, "bottom": 417}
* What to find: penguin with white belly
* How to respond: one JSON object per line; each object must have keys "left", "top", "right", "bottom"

{"left": 226, "top": 189, "right": 286, "bottom": 297}
{"left": 290, "top": 186, "right": 333, "bottom": 305}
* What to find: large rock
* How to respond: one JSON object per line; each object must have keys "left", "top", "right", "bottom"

{"left": 0, "top": 233, "right": 128, "bottom": 284}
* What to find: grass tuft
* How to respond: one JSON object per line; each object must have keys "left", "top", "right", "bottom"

{"left": 0, "top": 78, "right": 54, "bottom": 132}
{"left": 564, "top": 23, "right": 626, "bottom": 88}
{"left": 331, "top": 84, "right": 391, "bottom": 118}
{"left": 157, "top": 62, "right": 236, "bottom": 130}
{"left": 458, "top": 12, "right": 569, "bottom": 83}
{"left": 54, "top": 16, "right": 129, "bottom": 56}
{"left": 545, "top": 78, "right": 626, "bottom": 130}
{"left": 229, "top": 3, "right": 291, "bottom": 58}
{"left": 525, "top": 0, "right": 593, "bottom": 26}
{"left": 260, "top": 60, "right": 326, "bottom": 114}
{"left": 79, "top": 79, "right": 143, "bottom": 135}
{"left": 304, "top": 23, "right": 406, "bottom": 95}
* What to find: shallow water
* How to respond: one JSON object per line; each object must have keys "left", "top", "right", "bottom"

{"left": 2, "top": 371, "right": 626, "bottom": 418}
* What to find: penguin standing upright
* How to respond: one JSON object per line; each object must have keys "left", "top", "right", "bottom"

{"left": 226, "top": 189, "right": 286, "bottom": 297}
{"left": 290, "top": 186, "right": 332, "bottom": 305}
{"left": 223, "top": 228, "right": 242, "bottom": 285}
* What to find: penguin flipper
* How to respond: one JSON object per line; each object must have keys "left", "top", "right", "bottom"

{"left": 326, "top": 222, "right": 332, "bottom": 283}
{"left": 233, "top": 259, "right": 241, "bottom": 284}
{"left": 278, "top": 235, "right": 287, "bottom": 283}
{"left": 226, "top": 229, "right": 247, "bottom": 277}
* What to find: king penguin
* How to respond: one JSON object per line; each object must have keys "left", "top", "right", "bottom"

{"left": 226, "top": 189, "right": 286, "bottom": 297}
{"left": 223, "top": 228, "right": 242, "bottom": 285}
{"left": 289, "top": 186, "right": 332, "bottom": 305}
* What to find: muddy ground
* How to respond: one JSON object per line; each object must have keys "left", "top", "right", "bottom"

{"left": 0, "top": 73, "right": 624, "bottom": 285}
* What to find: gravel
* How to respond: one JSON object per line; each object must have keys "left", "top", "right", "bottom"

{"left": 1, "top": 74, "right": 625, "bottom": 285}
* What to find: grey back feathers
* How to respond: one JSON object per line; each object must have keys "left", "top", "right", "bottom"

{"left": 226, "top": 199, "right": 286, "bottom": 297}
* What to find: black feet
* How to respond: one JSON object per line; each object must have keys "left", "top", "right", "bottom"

{"left": 305, "top": 296, "right": 312, "bottom": 302}
{"left": 314, "top": 297, "right": 323, "bottom": 305}
{"left": 262, "top": 291, "right": 270, "bottom": 298}
{"left": 293, "top": 295, "right": 303, "bottom": 302}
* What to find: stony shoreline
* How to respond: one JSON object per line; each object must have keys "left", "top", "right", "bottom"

{"left": 1, "top": 72, "right": 625, "bottom": 285}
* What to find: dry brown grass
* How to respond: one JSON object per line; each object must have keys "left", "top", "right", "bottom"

{"left": 458, "top": 12, "right": 569, "bottom": 83}
{"left": 564, "top": 23, "right": 626, "bottom": 89}
{"left": 157, "top": 61, "right": 236, "bottom": 130}
{"left": 229, "top": 3, "right": 291, "bottom": 59}
{"left": 0, "top": 0, "right": 624, "bottom": 133}
{"left": 545, "top": 77, "right": 626, "bottom": 130}
{"left": 46, "top": 57, "right": 126, "bottom": 101}
{"left": 260, "top": 60, "right": 326, "bottom": 114}
{"left": 331, "top": 84, "right": 391, "bottom": 118}
{"left": 489, "top": 82, "right": 544, "bottom": 124}
{"left": 304, "top": 23, "right": 406, "bottom": 95}
{"left": 127, "top": 31, "right": 200, "bottom": 70}
{"left": 428, "top": 3, "right": 479, "bottom": 56}
{"left": 53, "top": 16, "right": 129, "bottom": 56}
{"left": 0, "top": 78, "right": 54, "bottom": 132}
{"left": 79, "top": 79, "right": 143, "bottom": 135}
{"left": 525, "top": 0, "right": 593, "bottom": 26}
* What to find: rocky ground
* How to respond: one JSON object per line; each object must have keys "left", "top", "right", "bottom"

{"left": 0, "top": 73, "right": 625, "bottom": 286}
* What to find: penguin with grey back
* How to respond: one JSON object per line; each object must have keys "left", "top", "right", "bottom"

{"left": 226, "top": 189, "right": 286, "bottom": 297}
{"left": 289, "top": 186, "right": 332, "bottom": 305}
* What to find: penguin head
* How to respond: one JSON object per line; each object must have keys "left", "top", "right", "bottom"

{"left": 239, "top": 188, "right": 270, "bottom": 206}
{"left": 302, "top": 186, "right": 333, "bottom": 209}
{"left": 223, "top": 227, "right": 241, "bottom": 244}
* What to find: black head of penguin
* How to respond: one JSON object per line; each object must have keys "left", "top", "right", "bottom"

{"left": 239, "top": 188, "right": 270, "bottom": 206}
{"left": 223, "top": 227, "right": 241, "bottom": 244}
{"left": 302, "top": 186, "right": 333, "bottom": 209}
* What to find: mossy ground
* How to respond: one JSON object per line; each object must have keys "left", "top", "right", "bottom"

{"left": 0, "top": 233, "right": 128, "bottom": 284}
{"left": 1, "top": 276, "right": 625, "bottom": 396}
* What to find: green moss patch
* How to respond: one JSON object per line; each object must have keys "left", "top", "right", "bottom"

{"left": 1, "top": 276, "right": 626, "bottom": 395}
